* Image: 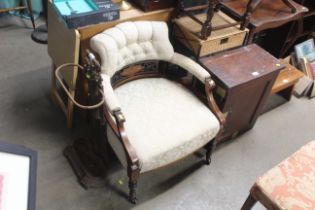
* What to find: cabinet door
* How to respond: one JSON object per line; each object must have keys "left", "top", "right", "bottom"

{"left": 219, "top": 73, "right": 278, "bottom": 141}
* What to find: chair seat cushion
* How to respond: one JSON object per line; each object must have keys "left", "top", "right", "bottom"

{"left": 107, "top": 78, "right": 220, "bottom": 173}
{"left": 252, "top": 141, "right": 315, "bottom": 210}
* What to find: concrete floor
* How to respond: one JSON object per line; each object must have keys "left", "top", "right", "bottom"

{"left": 1, "top": 24, "right": 315, "bottom": 210}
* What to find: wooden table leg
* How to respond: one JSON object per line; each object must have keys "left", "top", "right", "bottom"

{"left": 280, "top": 16, "right": 303, "bottom": 57}
{"left": 26, "top": 0, "right": 35, "bottom": 29}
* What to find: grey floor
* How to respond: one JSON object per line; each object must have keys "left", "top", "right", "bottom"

{"left": 1, "top": 24, "right": 315, "bottom": 210}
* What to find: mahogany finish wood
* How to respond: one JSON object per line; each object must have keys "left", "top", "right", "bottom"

{"left": 220, "top": 0, "right": 308, "bottom": 44}
{"left": 200, "top": 44, "right": 284, "bottom": 142}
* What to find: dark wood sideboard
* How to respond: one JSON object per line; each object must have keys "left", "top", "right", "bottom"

{"left": 200, "top": 44, "right": 284, "bottom": 142}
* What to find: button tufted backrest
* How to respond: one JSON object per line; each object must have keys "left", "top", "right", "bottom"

{"left": 90, "top": 21, "right": 175, "bottom": 77}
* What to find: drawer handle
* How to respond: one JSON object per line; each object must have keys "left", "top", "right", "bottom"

{"left": 220, "top": 38, "right": 229, "bottom": 44}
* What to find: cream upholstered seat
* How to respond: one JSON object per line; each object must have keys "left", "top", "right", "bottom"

{"left": 107, "top": 77, "right": 220, "bottom": 173}
{"left": 90, "top": 21, "right": 224, "bottom": 203}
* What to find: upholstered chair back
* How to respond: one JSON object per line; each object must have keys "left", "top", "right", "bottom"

{"left": 90, "top": 21, "right": 175, "bottom": 77}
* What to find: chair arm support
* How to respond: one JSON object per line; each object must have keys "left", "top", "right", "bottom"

{"left": 205, "top": 77, "right": 226, "bottom": 127}
{"left": 112, "top": 110, "right": 140, "bottom": 167}
{"left": 102, "top": 75, "right": 140, "bottom": 168}
{"left": 170, "top": 53, "right": 211, "bottom": 84}
{"left": 102, "top": 75, "right": 121, "bottom": 114}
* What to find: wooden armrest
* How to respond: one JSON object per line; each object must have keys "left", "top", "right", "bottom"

{"left": 205, "top": 77, "right": 226, "bottom": 127}
{"left": 111, "top": 110, "right": 140, "bottom": 168}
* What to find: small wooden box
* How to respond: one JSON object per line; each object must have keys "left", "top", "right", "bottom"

{"left": 173, "top": 11, "right": 248, "bottom": 57}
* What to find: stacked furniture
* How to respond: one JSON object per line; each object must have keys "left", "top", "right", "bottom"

{"left": 219, "top": 0, "right": 308, "bottom": 44}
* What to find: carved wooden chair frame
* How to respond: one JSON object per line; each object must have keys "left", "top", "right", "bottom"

{"left": 101, "top": 60, "right": 226, "bottom": 203}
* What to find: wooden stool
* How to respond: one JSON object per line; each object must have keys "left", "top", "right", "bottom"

{"left": 0, "top": 0, "right": 35, "bottom": 29}
{"left": 220, "top": 0, "right": 308, "bottom": 44}
{"left": 241, "top": 141, "right": 315, "bottom": 210}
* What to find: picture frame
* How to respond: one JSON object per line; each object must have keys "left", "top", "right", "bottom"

{"left": 0, "top": 141, "right": 37, "bottom": 210}
{"left": 294, "top": 39, "right": 315, "bottom": 61}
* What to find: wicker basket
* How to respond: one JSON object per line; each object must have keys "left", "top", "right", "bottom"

{"left": 173, "top": 11, "right": 249, "bottom": 57}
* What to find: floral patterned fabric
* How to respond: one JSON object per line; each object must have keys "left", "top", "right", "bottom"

{"left": 253, "top": 141, "right": 315, "bottom": 210}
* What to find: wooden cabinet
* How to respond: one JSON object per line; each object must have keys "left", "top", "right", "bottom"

{"left": 200, "top": 44, "right": 284, "bottom": 142}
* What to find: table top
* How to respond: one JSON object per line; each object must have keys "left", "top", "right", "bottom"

{"left": 200, "top": 44, "right": 284, "bottom": 88}
{"left": 220, "top": 0, "right": 307, "bottom": 30}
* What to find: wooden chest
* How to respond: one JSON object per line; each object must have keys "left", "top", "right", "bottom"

{"left": 200, "top": 44, "right": 284, "bottom": 142}
{"left": 129, "top": 0, "right": 176, "bottom": 12}
{"left": 173, "top": 11, "right": 248, "bottom": 58}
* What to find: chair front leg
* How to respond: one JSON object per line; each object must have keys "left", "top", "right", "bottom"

{"left": 205, "top": 140, "right": 215, "bottom": 165}
{"left": 128, "top": 164, "right": 140, "bottom": 204}
{"left": 112, "top": 110, "right": 141, "bottom": 204}
{"left": 241, "top": 194, "right": 257, "bottom": 210}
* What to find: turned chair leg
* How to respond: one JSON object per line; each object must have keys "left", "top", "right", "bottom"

{"left": 241, "top": 0, "right": 262, "bottom": 30}
{"left": 172, "top": 0, "right": 185, "bottom": 19}
{"left": 241, "top": 194, "right": 257, "bottom": 210}
{"left": 205, "top": 141, "right": 215, "bottom": 165}
{"left": 201, "top": 0, "right": 217, "bottom": 39}
{"left": 128, "top": 179, "right": 138, "bottom": 204}
{"left": 128, "top": 165, "right": 140, "bottom": 204}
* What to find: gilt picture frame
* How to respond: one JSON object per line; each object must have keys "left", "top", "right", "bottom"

{"left": 0, "top": 141, "right": 37, "bottom": 210}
